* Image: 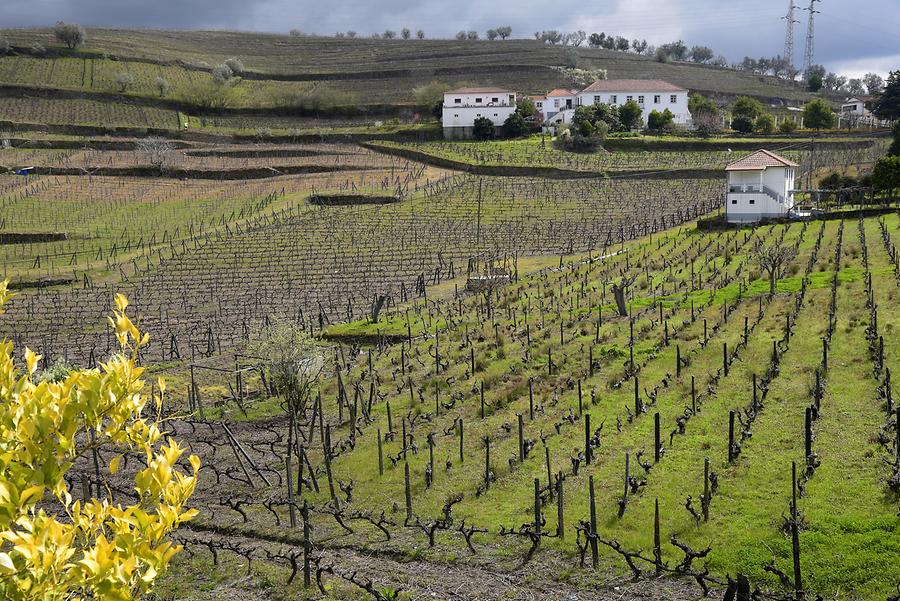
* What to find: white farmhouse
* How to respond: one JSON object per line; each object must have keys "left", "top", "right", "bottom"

{"left": 840, "top": 95, "right": 876, "bottom": 117}
{"left": 576, "top": 80, "right": 691, "bottom": 127}
{"left": 442, "top": 87, "right": 517, "bottom": 139}
{"left": 725, "top": 150, "right": 798, "bottom": 223}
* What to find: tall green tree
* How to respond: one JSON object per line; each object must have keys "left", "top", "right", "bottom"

{"left": 874, "top": 70, "right": 900, "bottom": 121}
{"left": 618, "top": 99, "right": 643, "bottom": 130}
{"left": 503, "top": 112, "right": 528, "bottom": 138}
{"left": 872, "top": 155, "right": 900, "bottom": 199}
{"left": 802, "top": 98, "right": 836, "bottom": 132}
{"left": 731, "top": 96, "right": 764, "bottom": 120}
{"left": 472, "top": 117, "right": 495, "bottom": 140}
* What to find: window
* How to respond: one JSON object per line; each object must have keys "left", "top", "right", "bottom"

{"left": 475, "top": 98, "right": 482, "bottom": 103}
{"left": 476, "top": 113, "right": 481, "bottom": 117}
{"left": 626, "top": 95, "right": 633, "bottom": 102}
{"left": 594, "top": 95, "right": 601, "bottom": 104}
{"left": 554, "top": 99, "right": 560, "bottom": 108}
{"left": 654, "top": 95, "right": 660, "bottom": 103}
{"left": 638, "top": 95, "right": 644, "bottom": 104}
{"left": 749, "top": 199, "right": 755, "bottom": 205}
{"left": 731, "top": 199, "right": 737, "bottom": 205}
{"left": 670, "top": 95, "right": 677, "bottom": 103}
{"left": 454, "top": 114, "right": 459, "bottom": 118}
{"left": 493, "top": 113, "right": 498, "bottom": 117}
{"left": 610, "top": 95, "right": 617, "bottom": 104}
{"left": 492, "top": 97, "right": 499, "bottom": 103}
{"left": 454, "top": 98, "right": 461, "bottom": 104}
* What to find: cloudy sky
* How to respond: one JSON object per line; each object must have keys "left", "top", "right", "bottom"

{"left": 2, "top": 0, "right": 897, "bottom": 77}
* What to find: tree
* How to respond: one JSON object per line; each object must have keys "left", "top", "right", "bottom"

{"left": 0, "top": 287, "right": 199, "bottom": 600}
{"left": 874, "top": 70, "right": 900, "bottom": 121}
{"left": 249, "top": 318, "right": 324, "bottom": 418}
{"left": 473, "top": 117, "right": 495, "bottom": 140}
{"left": 847, "top": 78, "right": 865, "bottom": 95}
{"left": 889, "top": 120, "right": 900, "bottom": 156}
{"left": 589, "top": 33, "right": 604, "bottom": 48}
{"left": 53, "top": 21, "right": 86, "bottom": 49}
{"left": 732, "top": 96, "right": 764, "bottom": 120}
{"left": 659, "top": 40, "right": 687, "bottom": 61}
{"left": 114, "top": 71, "right": 134, "bottom": 92}
{"left": 689, "top": 45, "right": 714, "bottom": 63}
{"left": 631, "top": 39, "right": 648, "bottom": 54}
{"left": 347, "top": 31, "right": 358, "bottom": 38}
{"left": 807, "top": 72, "right": 823, "bottom": 92}
{"left": 496, "top": 26, "right": 512, "bottom": 40}
{"left": 872, "top": 155, "right": 900, "bottom": 199}
{"left": 805, "top": 64, "right": 826, "bottom": 81}
{"left": 689, "top": 93, "right": 720, "bottom": 136}
{"left": 755, "top": 112, "right": 775, "bottom": 134}
{"left": 563, "top": 47, "right": 580, "bottom": 68}
{"left": 466, "top": 31, "right": 479, "bottom": 40}
{"left": 416, "top": 30, "right": 425, "bottom": 39}
{"left": 591, "top": 103, "right": 622, "bottom": 132}
{"left": 754, "top": 242, "right": 797, "bottom": 295}
{"left": 516, "top": 97, "right": 537, "bottom": 119}
{"left": 180, "top": 80, "right": 237, "bottom": 111}
{"left": 289, "top": 29, "right": 303, "bottom": 37}
{"left": 863, "top": 72, "right": 884, "bottom": 94}
{"left": 0, "top": 36, "right": 10, "bottom": 56}
{"left": 537, "top": 30, "right": 563, "bottom": 44}
{"left": 567, "top": 31, "right": 587, "bottom": 47}
{"left": 618, "top": 99, "right": 643, "bottom": 130}
{"left": 614, "top": 36, "right": 629, "bottom": 52}
{"left": 803, "top": 98, "right": 836, "bottom": 132}
{"left": 486, "top": 29, "right": 499, "bottom": 41}
{"left": 607, "top": 275, "right": 636, "bottom": 317}
{"left": 456, "top": 31, "right": 467, "bottom": 41}
{"left": 401, "top": 27, "right": 411, "bottom": 40}
{"left": 823, "top": 72, "right": 847, "bottom": 92}
{"left": 778, "top": 119, "right": 798, "bottom": 134}
{"left": 154, "top": 76, "right": 170, "bottom": 97}
{"left": 503, "top": 112, "right": 528, "bottom": 137}
{"left": 137, "top": 137, "right": 177, "bottom": 172}
{"left": 383, "top": 30, "right": 397, "bottom": 39}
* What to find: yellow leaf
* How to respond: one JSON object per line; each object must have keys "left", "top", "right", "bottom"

{"left": 109, "top": 456, "right": 122, "bottom": 475}
{"left": 114, "top": 293, "right": 129, "bottom": 312}
{"left": 24, "top": 348, "right": 40, "bottom": 375}
{"left": 188, "top": 455, "right": 201, "bottom": 473}
{"left": 0, "top": 552, "right": 15, "bottom": 574}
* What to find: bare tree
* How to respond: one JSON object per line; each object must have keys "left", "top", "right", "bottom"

{"left": 136, "top": 137, "right": 177, "bottom": 173}
{"left": 496, "top": 26, "right": 512, "bottom": 40}
{"left": 606, "top": 275, "right": 637, "bottom": 317}
{"left": 401, "top": 27, "right": 411, "bottom": 39}
{"left": 754, "top": 241, "right": 797, "bottom": 296}
{"left": 416, "top": 30, "right": 425, "bottom": 39}
{"left": 346, "top": 30, "right": 357, "bottom": 38}
{"left": 486, "top": 29, "right": 499, "bottom": 41}
{"left": 53, "top": 21, "right": 86, "bottom": 49}
{"left": 466, "top": 31, "right": 479, "bottom": 40}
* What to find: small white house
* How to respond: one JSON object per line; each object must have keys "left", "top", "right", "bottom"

{"left": 725, "top": 150, "right": 798, "bottom": 223}
{"left": 543, "top": 88, "right": 579, "bottom": 121}
{"left": 577, "top": 80, "right": 691, "bottom": 127}
{"left": 840, "top": 96, "right": 876, "bottom": 117}
{"left": 442, "top": 87, "right": 517, "bottom": 139}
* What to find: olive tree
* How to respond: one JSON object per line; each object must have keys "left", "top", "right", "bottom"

{"left": 114, "top": 71, "right": 134, "bottom": 92}
{"left": 754, "top": 241, "right": 797, "bottom": 296}
{"left": 53, "top": 21, "right": 86, "bottom": 49}
{"left": 136, "top": 137, "right": 177, "bottom": 173}
{"left": 249, "top": 319, "right": 324, "bottom": 419}
{"left": 154, "top": 76, "right": 170, "bottom": 97}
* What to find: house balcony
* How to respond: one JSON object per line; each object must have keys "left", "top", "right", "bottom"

{"left": 728, "top": 185, "right": 763, "bottom": 193}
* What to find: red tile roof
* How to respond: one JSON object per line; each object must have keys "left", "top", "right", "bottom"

{"left": 725, "top": 149, "right": 799, "bottom": 171}
{"left": 445, "top": 87, "right": 512, "bottom": 94}
{"left": 547, "top": 88, "right": 578, "bottom": 97}
{"left": 581, "top": 79, "right": 686, "bottom": 93}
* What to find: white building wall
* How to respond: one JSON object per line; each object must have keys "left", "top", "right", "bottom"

{"left": 725, "top": 167, "right": 795, "bottom": 223}
{"left": 442, "top": 92, "right": 516, "bottom": 129}
{"left": 575, "top": 90, "right": 691, "bottom": 126}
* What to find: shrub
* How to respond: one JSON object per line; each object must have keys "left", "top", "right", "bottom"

{"left": 554, "top": 120, "right": 607, "bottom": 152}
{"left": 755, "top": 113, "right": 775, "bottom": 134}
{"left": 473, "top": 117, "right": 495, "bottom": 140}
{"left": 503, "top": 112, "right": 528, "bottom": 138}
{"left": 778, "top": 119, "right": 798, "bottom": 134}
{"left": 223, "top": 57, "right": 244, "bottom": 74}
{"left": 872, "top": 155, "right": 900, "bottom": 198}
{"left": 618, "top": 99, "right": 643, "bottom": 130}
{"left": 0, "top": 286, "right": 200, "bottom": 600}
{"left": 731, "top": 114, "right": 755, "bottom": 134}
{"left": 648, "top": 108, "right": 674, "bottom": 132}
{"left": 211, "top": 63, "right": 233, "bottom": 84}
{"left": 732, "top": 96, "right": 764, "bottom": 120}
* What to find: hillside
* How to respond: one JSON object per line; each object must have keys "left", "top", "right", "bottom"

{"left": 0, "top": 28, "right": 820, "bottom": 132}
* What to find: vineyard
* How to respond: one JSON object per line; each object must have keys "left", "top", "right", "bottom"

{"left": 0, "top": 116, "right": 897, "bottom": 600}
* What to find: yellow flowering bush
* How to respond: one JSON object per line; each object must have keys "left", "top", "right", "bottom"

{"left": 0, "top": 281, "right": 200, "bottom": 600}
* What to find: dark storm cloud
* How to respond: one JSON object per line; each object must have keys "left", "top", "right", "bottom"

{"left": 1, "top": 0, "right": 898, "bottom": 75}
